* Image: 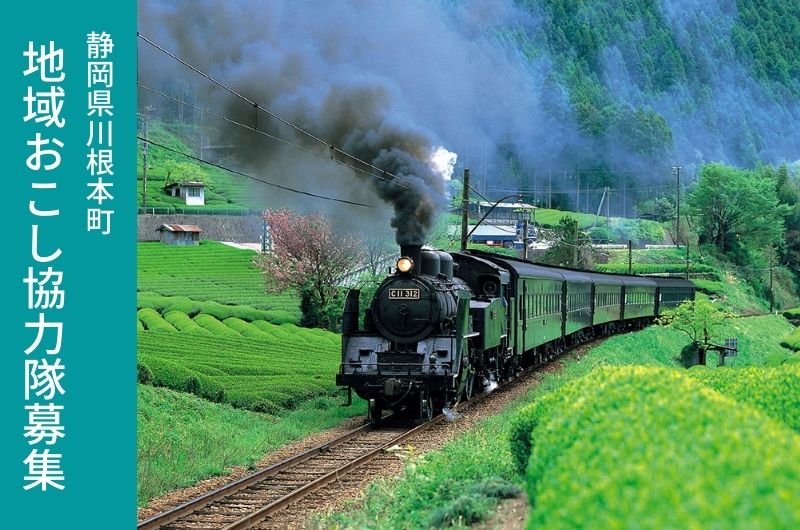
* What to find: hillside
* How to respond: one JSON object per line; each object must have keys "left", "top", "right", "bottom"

{"left": 137, "top": 120, "right": 261, "bottom": 211}
{"left": 499, "top": 0, "right": 800, "bottom": 186}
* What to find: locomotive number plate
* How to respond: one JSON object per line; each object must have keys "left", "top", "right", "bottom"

{"left": 389, "top": 288, "right": 420, "bottom": 299}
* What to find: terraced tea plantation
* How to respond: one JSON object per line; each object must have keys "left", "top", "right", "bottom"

{"left": 138, "top": 240, "right": 301, "bottom": 316}
{"left": 137, "top": 238, "right": 366, "bottom": 506}
{"left": 138, "top": 319, "right": 341, "bottom": 413}
{"left": 137, "top": 240, "right": 345, "bottom": 412}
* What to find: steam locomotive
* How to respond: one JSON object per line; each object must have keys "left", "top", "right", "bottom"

{"left": 336, "top": 244, "right": 695, "bottom": 420}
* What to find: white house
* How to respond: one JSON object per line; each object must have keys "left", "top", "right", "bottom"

{"left": 163, "top": 181, "right": 206, "bottom": 206}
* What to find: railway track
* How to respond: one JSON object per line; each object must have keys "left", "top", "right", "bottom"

{"left": 138, "top": 412, "right": 452, "bottom": 530}
{"left": 138, "top": 332, "right": 604, "bottom": 530}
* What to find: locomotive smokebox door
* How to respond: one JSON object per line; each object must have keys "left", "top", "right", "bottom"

{"left": 384, "top": 379, "right": 403, "bottom": 397}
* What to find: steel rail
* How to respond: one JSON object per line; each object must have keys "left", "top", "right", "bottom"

{"left": 220, "top": 414, "right": 449, "bottom": 530}
{"left": 137, "top": 421, "right": 375, "bottom": 530}
{"left": 140, "top": 353, "right": 549, "bottom": 530}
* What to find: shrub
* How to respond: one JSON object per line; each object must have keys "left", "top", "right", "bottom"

{"left": 137, "top": 362, "right": 153, "bottom": 384}
{"left": 145, "top": 353, "right": 225, "bottom": 402}
{"left": 783, "top": 307, "right": 800, "bottom": 322}
{"left": 511, "top": 366, "right": 800, "bottom": 530}
{"left": 780, "top": 327, "right": 800, "bottom": 350}
{"left": 193, "top": 314, "right": 241, "bottom": 337}
{"left": 137, "top": 308, "right": 177, "bottom": 332}
{"left": 163, "top": 310, "right": 212, "bottom": 334}
{"left": 686, "top": 366, "right": 800, "bottom": 430}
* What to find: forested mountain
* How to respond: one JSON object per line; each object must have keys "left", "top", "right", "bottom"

{"left": 139, "top": 0, "right": 798, "bottom": 217}
{"left": 496, "top": 0, "right": 799, "bottom": 185}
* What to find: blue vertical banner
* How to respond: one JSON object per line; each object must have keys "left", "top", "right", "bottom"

{"left": 1, "top": 3, "right": 136, "bottom": 528}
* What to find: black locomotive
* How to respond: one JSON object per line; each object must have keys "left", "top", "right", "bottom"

{"left": 336, "top": 244, "right": 695, "bottom": 420}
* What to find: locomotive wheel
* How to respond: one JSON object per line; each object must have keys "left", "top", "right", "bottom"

{"left": 368, "top": 399, "right": 383, "bottom": 424}
{"left": 419, "top": 392, "right": 433, "bottom": 422}
{"left": 463, "top": 372, "right": 477, "bottom": 401}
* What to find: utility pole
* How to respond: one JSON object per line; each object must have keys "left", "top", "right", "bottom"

{"left": 605, "top": 186, "right": 610, "bottom": 226}
{"left": 672, "top": 165, "right": 682, "bottom": 247}
{"left": 685, "top": 240, "right": 690, "bottom": 280}
{"left": 573, "top": 222, "right": 579, "bottom": 267}
{"left": 628, "top": 240, "right": 633, "bottom": 274}
{"left": 523, "top": 219, "right": 529, "bottom": 260}
{"left": 576, "top": 173, "right": 580, "bottom": 213}
{"left": 141, "top": 117, "right": 149, "bottom": 210}
{"left": 769, "top": 245, "right": 774, "bottom": 313}
{"left": 460, "top": 168, "right": 470, "bottom": 251}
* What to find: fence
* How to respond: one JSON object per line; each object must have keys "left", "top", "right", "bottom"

{"left": 138, "top": 207, "right": 263, "bottom": 216}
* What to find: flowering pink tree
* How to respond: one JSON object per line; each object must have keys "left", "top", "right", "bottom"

{"left": 259, "top": 209, "right": 364, "bottom": 328}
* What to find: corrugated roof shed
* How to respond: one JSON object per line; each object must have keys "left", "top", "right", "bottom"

{"left": 155, "top": 224, "right": 203, "bottom": 233}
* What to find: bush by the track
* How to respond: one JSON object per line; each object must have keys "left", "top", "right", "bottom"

{"left": 686, "top": 365, "right": 800, "bottom": 430}
{"left": 510, "top": 366, "right": 800, "bottom": 529}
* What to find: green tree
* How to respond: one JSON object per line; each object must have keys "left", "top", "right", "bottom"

{"left": 540, "top": 216, "right": 594, "bottom": 269}
{"left": 687, "top": 163, "right": 786, "bottom": 256}
{"left": 658, "top": 299, "right": 736, "bottom": 366}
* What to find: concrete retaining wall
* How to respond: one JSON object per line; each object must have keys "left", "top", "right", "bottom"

{"left": 138, "top": 214, "right": 263, "bottom": 243}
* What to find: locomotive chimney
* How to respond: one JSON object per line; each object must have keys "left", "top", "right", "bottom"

{"left": 400, "top": 244, "right": 422, "bottom": 275}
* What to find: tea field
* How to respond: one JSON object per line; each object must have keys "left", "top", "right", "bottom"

{"left": 138, "top": 240, "right": 301, "bottom": 317}
{"left": 137, "top": 239, "right": 366, "bottom": 507}
{"left": 511, "top": 365, "right": 800, "bottom": 529}
{"left": 137, "top": 315, "right": 341, "bottom": 412}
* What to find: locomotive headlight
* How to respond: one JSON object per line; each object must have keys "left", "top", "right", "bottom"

{"left": 396, "top": 257, "right": 414, "bottom": 273}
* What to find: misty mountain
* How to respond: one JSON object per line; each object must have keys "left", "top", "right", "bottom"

{"left": 138, "top": 0, "right": 799, "bottom": 239}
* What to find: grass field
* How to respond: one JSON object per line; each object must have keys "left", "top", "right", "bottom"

{"left": 322, "top": 314, "right": 796, "bottom": 528}
{"left": 138, "top": 385, "right": 365, "bottom": 505}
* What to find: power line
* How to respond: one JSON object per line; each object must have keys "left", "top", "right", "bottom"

{"left": 486, "top": 184, "right": 675, "bottom": 194}
{"left": 137, "top": 135, "right": 376, "bottom": 208}
{"left": 137, "top": 32, "right": 416, "bottom": 190}
{"left": 137, "top": 83, "right": 410, "bottom": 189}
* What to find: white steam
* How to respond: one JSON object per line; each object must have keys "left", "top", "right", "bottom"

{"left": 429, "top": 147, "right": 458, "bottom": 181}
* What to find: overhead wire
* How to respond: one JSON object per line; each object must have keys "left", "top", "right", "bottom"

{"left": 137, "top": 135, "right": 376, "bottom": 208}
{"left": 137, "top": 32, "right": 416, "bottom": 190}
{"left": 137, "top": 83, "right": 411, "bottom": 189}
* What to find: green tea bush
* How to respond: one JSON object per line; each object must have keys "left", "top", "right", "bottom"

{"left": 137, "top": 308, "right": 177, "bottom": 332}
{"left": 783, "top": 307, "right": 800, "bottom": 322}
{"left": 145, "top": 349, "right": 225, "bottom": 402}
{"left": 137, "top": 361, "right": 153, "bottom": 384}
{"left": 250, "top": 320, "right": 296, "bottom": 342}
{"left": 222, "top": 317, "right": 272, "bottom": 340}
{"left": 138, "top": 321, "right": 342, "bottom": 412}
{"left": 511, "top": 366, "right": 800, "bottom": 529}
{"left": 687, "top": 366, "right": 800, "bottom": 430}
{"left": 137, "top": 320, "right": 145, "bottom": 332}
{"left": 780, "top": 327, "right": 800, "bottom": 350}
{"left": 261, "top": 309, "right": 297, "bottom": 325}
{"left": 163, "top": 310, "right": 211, "bottom": 334}
{"left": 193, "top": 314, "right": 241, "bottom": 337}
